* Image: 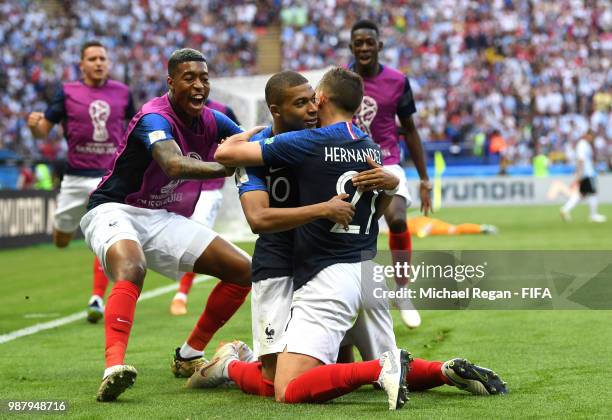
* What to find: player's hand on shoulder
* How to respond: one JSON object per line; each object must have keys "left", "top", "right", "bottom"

{"left": 27, "top": 112, "right": 44, "bottom": 128}
{"left": 223, "top": 125, "right": 266, "bottom": 145}
{"left": 352, "top": 156, "right": 399, "bottom": 192}
{"left": 324, "top": 193, "right": 355, "bottom": 229}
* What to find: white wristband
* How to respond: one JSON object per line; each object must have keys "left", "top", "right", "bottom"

{"left": 383, "top": 185, "right": 399, "bottom": 196}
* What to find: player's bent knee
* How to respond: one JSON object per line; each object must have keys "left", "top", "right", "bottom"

{"left": 233, "top": 257, "right": 252, "bottom": 285}
{"left": 114, "top": 261, "right": 146, "bottom": 287}
{"left": 260, "top": 354, "right": 277, "bottom": 382}
{"left": 274, "top": 384, "right": 287, "bottom": 403}
{"left": 108, "top": 257, "right": 146, "bottom": 286}
{"left": 388, "top": 218, "right": 408, "bottom": 233}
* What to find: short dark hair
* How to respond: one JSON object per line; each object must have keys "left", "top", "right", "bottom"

{"left": 351, "top": 19, "right": 379, "bottom": 37}
{"left": 168, "top": 48, "right": 207, "bottom": 76}
{"left": 80, "top": 41, "right": 105, "bottom": 59}
{"left": 319, "top": 67, "right": 363, "bottom": 115}
{"left": 265, "top": 70, "right": 310, "bottom": 106}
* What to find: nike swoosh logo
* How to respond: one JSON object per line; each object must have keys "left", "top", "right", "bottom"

{"left": 268, "top": 167, "right": 284, "bottom": 173}
{"left": 117, "top": 318, "right": 131, "bottom": 324}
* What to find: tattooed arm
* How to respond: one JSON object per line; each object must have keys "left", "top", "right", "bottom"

{"left": 152, "top": 139, "right": 234, "bottom": 180}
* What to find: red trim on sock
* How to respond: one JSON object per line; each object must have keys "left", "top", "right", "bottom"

{"left": 178, "top": 272, "right": 196, "bottom": 295}
{"left": 407, "top": 359, "right": 449, "bottom": 391}
{"left": 284, "top": 360, "right": 382, "bottom": 403}
{"left": 104, "top": 280, "right": 140, "bottom": 368}
{"left": 92, "top": 256, "right": 109, "bottom": 298}
{"left": 186, "top": 282, "right": 250, "bottom": 351}
{"left": 228, "top": 361, "right": 274, "bottom": 397}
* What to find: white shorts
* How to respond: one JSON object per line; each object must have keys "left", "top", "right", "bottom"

{"left": 80, "top": 202, "right": 218, "bottom": 281}
{"left": 340, "top": 305, "right": 396, "bottom": 361}
{"left": 191, "top": 189, "right": 224, "bottom": 229}
{"left": 250, "top": 276, "right": 293, "bottom": 358}
{"left": 384, "top": 164, "right": 412, "bottom": 207}
{"left": 54, "top": 175, "right": 102, "bottom": 233}
{"left": 283, "top": 262, "right": 396, "bottom": 365}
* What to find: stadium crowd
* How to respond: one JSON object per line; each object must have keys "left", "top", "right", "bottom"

{"left": 1, "top": 0, "right": 611, "bottom": 169}
{"left": 0, "top": 0, "right": 279, "bottom": 161}
{"left": 281, "top": 0, "right": 612, "bottom": 166}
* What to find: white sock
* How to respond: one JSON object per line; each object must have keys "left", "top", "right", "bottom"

{"left": 89, "top": 295, "right": 103, "bottom": 304}
{"left": 561, "top": 194, "right": 580, "bottom": 213}
{"left": 179, "top": 342, "right": 203, "bottom": 359}
{"left": 588, "top": 195, "right": 599, "bottom": 216}
{"left": 103, "top": 365, "right": 124, "bottom": 379}
{"left": 173, "top": 292, "right": 188, "bottom": 302}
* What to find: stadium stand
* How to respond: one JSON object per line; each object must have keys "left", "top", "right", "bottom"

{"left": 0, "top": 0, "right": 610, "bottom": 181}
{"left": 0, "top": 0, "right": 280, "bottom": 162}
{"left": 280, "top": 0, "right": 611, "bottom": 167}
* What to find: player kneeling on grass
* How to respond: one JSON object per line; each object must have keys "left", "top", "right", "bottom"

{"left": 189, "top": 68, "right": 508, "bottom": 410}
{"left": 81, "top": 48, "right": 252, "bottom": 402}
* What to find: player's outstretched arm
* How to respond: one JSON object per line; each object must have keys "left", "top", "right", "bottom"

{"left": 399, "top": 115, "right": 432, "bottom": 215}
{"left": 27, "top": 112, "right": 54, "bottom": 139}
{"left": 152, "top": 139, "right": 233, "bottom": 180}
{"left": 215, "top": 126, "right": 266, "bottom": 167}
{"left": 240, "top": 191, "right": 355, "bottom": 233}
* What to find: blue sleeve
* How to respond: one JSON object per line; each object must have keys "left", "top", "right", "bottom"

{"left": 213, "top": 110, "right": 243, "bottom": 140}
{"left": 259, "top": 130, "right": 315, "bottom": 167}
{"left": 397, "top": 76, "right": 417, "bottom": 118}
{"left": 225, "top": 107, "right": 240, "bottom": 125}
{"left": 44, "top": 86, "right": 66, "bottom": 124}
{"left": 236, "top": 165, "right": 268, "bottom": 195}
{"left": 131, "top": 113, "right": 174, "bottom": 152}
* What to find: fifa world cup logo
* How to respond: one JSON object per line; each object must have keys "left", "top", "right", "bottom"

{"left": 354, "top": 95, "right": 378, "bottom": 137}
{"left": 89, "top": 100, "right": 111, "bottom": 142}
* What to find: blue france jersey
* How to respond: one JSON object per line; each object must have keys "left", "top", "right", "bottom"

{"left": 237, "top": 126, "right": 299, "bottom": 282}
{"left": 260, "top": 122, "right": 383, "bottom": 290}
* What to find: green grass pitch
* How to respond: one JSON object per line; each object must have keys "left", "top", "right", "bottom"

{"left": 0, "top": 205, "right": 611, "bottom": 419}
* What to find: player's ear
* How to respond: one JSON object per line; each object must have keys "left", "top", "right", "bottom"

{"left": 378, "top": 40, "right": 383, "bottom": 51}
{"left": 269, "top": 104, "right": 281, "bottom": 118}
{"left": 167, "top": 75, "right": 174, "bottom": 92}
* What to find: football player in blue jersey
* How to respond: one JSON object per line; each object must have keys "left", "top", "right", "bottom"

{"left": 212, "top": 67, "right": 410, "bottom": 410}
{"left": 234, "top": 71, "right": 357, "bottom": 384}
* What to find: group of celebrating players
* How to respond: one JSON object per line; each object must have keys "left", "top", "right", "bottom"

{"left": 28, "top": 19, "right": 507, "bottom": 410}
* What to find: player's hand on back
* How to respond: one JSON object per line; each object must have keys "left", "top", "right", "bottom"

{"left": 27, "top": 112, "right": 44, "bottom": 129}
{"left": 324, "top": 193, "right": 355, "bottom": 229}
{"left": 352, "top": 156, "right": 399, "bottom": 192}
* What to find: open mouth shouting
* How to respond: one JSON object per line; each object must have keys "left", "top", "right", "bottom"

{"left": 189, "top": 93, "right": 206, "bottom": 110}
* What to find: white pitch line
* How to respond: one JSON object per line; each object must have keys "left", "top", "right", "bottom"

{"left": 0, "top": 275, "right": 213, "bottom": 344}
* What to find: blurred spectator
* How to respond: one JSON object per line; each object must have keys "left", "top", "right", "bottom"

{"left": 0, "top": 0, "right": 279, "bottom": 160}
{"left": 280, "top": 0, "right": 611, "bottom": 167}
